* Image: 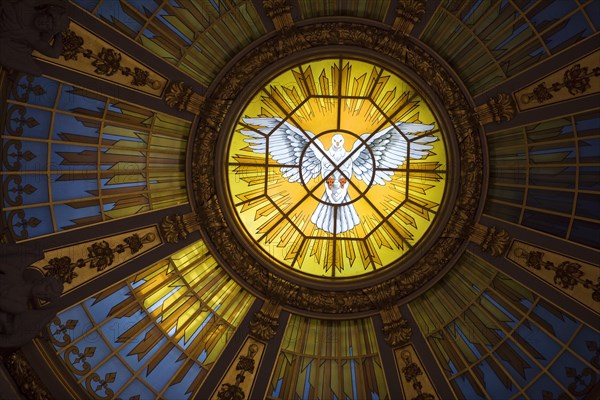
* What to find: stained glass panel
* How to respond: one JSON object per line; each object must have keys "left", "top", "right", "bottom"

{"left": 226, "top": 58, "right": 448, "bottom": 278}
{"left": 485, "top": 109, "right": 600, "bottom": 248}
{"left": 1, "top": 74, "right": 190, "bottom": 241}
{"left": 71, "top": 0, "right": 266, "bottom": 86}
{"left": 270, "top": 316, "right": 389, "bottom": 400}
{"left": 421, "top": 1, "right": 598, "bottom": 95}
{"left": 409, "top": 251, "right": 600, "bottom": 399}
{"left": 48, "top": 240, "right": 255, "bottom": 399}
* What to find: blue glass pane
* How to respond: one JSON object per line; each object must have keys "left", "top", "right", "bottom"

{"left": 475, "top": 357, "right": 518, "bottom": 398}
{"left": 529, "top": 166, "right": 576, "bottom": 189}
{"left": 144, "top": 346, "right": 185, "bottom": 392}
{"left": 100, "top": 309, "right": 147, "bottom": 349}
{"left": 575, "top": 111, "right": 600, "bottom": 137}
{"left": 576, "top": 193, "right": 600, "bottom": 220}
{"left": 52, "top": 114, "right": 101, "bottom": 143}
{"left": 515, "top": 319, "right": 561, "bottom": 366}
{"left": 579, "top": 137, "right": 600, "bottom": 163}
{"left": 531, "top": 301, "right": 578, "bottom": 343}
{"left": 570, "top": 326, "right": 600, "bottom": 364}
{"left": 162, "top": 362, "right": 203, "bottom": 399}
{"left": 490, "top": 165, "right": 527, "bottom": 185}
{"left": 549, "top": 350, "right": 595, "bottom": 396}
{"left": 522, "top": 210, "right": 569, "bottom": 237}
{"left": 84, "top": 285, "right": 132, "bottom": 323}
{"left": 490, "top": 20, "right": 533, "bottom": 58}
{"left": 493, "top": 339, "right": 540, "bottom": 387}
{"left": 527, "top": 1, "right": 577, "bottom": 31}
{"left": 142, "top": 28, "right": 156, "bottom": 40}
{"left": 526, "top": 374, "right": 567, "bottom": 400}
{"left": 119, "top": 326, "right": 168, "bottom": 371}
{"left": 481, "top": 291, "right": 520, "bottom": 329}
{"left": 117, "top": 379, "right": 156, "bottom": 400}
{"left": 451, "top": 374, "right": 486, "bottom": 400}
{"left": 579, "top": 166, "right": 600, "bottom": 190}
{"left": 272, "top": 377, "right": 283, "bottom": 397}
{"left": 526, "top": 189, "right": 573, "bottom": 214}
{"left": 157, "top": 8, "right": 192, "bottom": 46}
{"left": 569, "top": 219, "right": 600, "bottom": 248}
{"left": 529, "top": 143, "right": 577, "bottom": 164}
{"left": 73, "top": 0, "right": 99, "bottom": 12}
{"left": 53, "top": 202, "right": 102, "bottom": 231}
{"left": 51, "top": 174, "right": 98, "bottom": 201}
{"left": 542, "top": 12, "right": 592, "bottom": 52}
{"left": 585, "top": 2, "right": 600, "bottom": 30}
{"left": 178, "top": 312, "right": 215, "bottom": 350}
{"left": 97, "top": 0, "right": 143, "bottom": 35}
{"left": 57, "top": 85, "right": 106, "bottom": 114}
{"left": 513, "top": 0, "right": 537, "bottom": 13}
{"left": 483, "top": 202, "right": 521, "bottom": 223}
{"left": 125, "top": 0, "right": 160, "bottom": 15}
{"left": 488, "top": 186, "right": 524, "bottom": 205}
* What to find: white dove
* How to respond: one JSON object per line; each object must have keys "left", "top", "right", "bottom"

{"left": 242, "top": 117, "right": 437, "bottom": 234}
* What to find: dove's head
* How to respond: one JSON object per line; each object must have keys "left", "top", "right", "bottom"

{"left": 331, "top": 134, "right": 344, "bottom": 149}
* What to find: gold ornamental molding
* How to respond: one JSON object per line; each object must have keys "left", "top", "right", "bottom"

{"left": 191, "top": 22, "right": 484, "bottom": 315}
{"left": 1, "top": 350, "right": 52, "bottom": 400}
{"left": 380, "top": 305, "right": 412, "bottom": 348}
{"left": 164, "top": 81, "right": 205, "bottom": 114}
{"left": 469, "top": 223, "right": 510, "bottom": 257}
{"left": 393, "top": 0, "right": 426, "bottom": 35}
{"left": 249, "top": 300, "right": 282, "bottom": 341}
{"left": 33, "top": 22, "right": 166, "bottom": 96}
{"left": 515, "top": 50, "right": 600, "bottom": 111}
{"left": 212, "top": 339, "right": 264, "bottom": 400}
{"left": 159, "top": 212, "right": 200, "bottom": 244}
{"left": 395, "top": 345, "right": 439, "bottom": 400}
{"left": 30, "top": 227, "right": 160, "bottom": 296}
{"left": 263, "top": 0, "right": 294, "bottom": 31}
{"left": 475, "top": 93, "right": 516, "bottom": 125}
{"left": 507, "top": 240, "right": 599, "bottom": 312}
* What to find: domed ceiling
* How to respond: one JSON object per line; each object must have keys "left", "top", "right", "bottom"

{"left": 0, "top": 1, "right": 598, "bottom": 400}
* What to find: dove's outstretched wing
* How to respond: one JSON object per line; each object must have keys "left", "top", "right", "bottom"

{"left": 351, "top": 123, "right": 437, "bottom": 185}
{"left": 242, "top": 118, "right": 325, "bottom": 183}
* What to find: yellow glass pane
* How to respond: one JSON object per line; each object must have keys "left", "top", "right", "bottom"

{"left": 227, "top": 58, "right": 448, "bottom": 278}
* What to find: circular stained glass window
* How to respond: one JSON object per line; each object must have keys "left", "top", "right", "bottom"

{"left": 225, "top": 58, "right": 448, "bottom": 278}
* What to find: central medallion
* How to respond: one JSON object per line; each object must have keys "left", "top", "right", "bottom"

{"left": 225, "top": 58, "right": 448, "bottom": 279}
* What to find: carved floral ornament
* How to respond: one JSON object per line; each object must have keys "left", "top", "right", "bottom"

{"left": 190, "top": 22, "right": 484, "bottom": 315}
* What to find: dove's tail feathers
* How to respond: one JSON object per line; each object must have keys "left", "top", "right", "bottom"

{"left": 311, "top": 194, "right": 360, "bottom": 234}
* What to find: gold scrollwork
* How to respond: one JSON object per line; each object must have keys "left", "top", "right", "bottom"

{"left": 59, "top": 28, "right": 161, "bottom": 91}
{"left": 64, "top": 345, "right": 94, "bottom": 375}
{"left": 85, "top": 372, "right": 115, "bottom": 400}
{"left": 47, "top": 316, "right": 75, "bottom": 347}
